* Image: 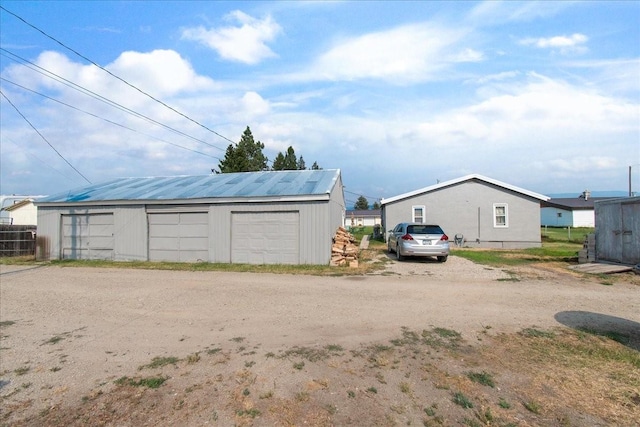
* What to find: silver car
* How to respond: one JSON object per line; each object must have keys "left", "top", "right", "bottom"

{"left": 387, "top": 223, "right": 450, "bottom": 262}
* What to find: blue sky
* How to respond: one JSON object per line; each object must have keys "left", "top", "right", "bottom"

{"left": 1, "top": 1, "right": 639, "bottom": 207}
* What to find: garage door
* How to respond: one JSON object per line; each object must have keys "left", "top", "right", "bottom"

{"left": 61, "top": 213, "right": 114, "bottom": 260}
{"left": 148, "top": 212, "right": 209, "bottom": 262}
{"left": 231, "top": 211, "right": 299, "bottom": 264}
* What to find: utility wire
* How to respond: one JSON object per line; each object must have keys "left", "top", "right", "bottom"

{"left": 0, "top": 90, "right": 92, "bottom": 184}
{"left": 344, "top": 189, "right": 381, "bottom": 201}
{"left": 1, "top": 6, "right": 236, "bottom": 146}
{"left": 1, "top": 77, "right": 221, "bottom": 161}
{"left": 0, "top": 48, "right": 226, "bottom": 153}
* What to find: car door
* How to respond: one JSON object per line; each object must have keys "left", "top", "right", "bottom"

{"left": 388, "top": 224, "right": 402, "bottom": 249}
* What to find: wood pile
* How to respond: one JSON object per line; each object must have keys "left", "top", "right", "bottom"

{"left": 331, "top": 227, "right": 359, "bottom": 267}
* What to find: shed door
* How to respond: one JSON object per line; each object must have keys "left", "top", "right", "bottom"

{"left": 62, "top": 213, "right": 114, "bottom": 260}
{"left": 231, "top": 211, "right": 299, "bottom": 264}
{"left": 148, "top": 212, "right": 209, "bottom": 262}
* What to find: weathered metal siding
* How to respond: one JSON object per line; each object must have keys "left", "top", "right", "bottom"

{"left": 209, "top": 200, "right": 334, "bottom": 265}
{"left": 595, "top": 197, "right": 640, "bottom": 264}
{"left": 383, "top": 180, "right": 542, "bottom": 249}
{"left": 36, "top": 205, "right": 147, "bottom": 261}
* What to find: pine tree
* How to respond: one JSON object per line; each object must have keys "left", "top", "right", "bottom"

{"left": 216, "top": 126, "right": 268, "bottom": 173}
{"left": 354, "top": 196, "right": 369, "bottom": 210}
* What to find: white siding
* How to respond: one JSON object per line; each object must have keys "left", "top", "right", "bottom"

{"left": 573, "top": 210, "right": 595, "bottom": 227}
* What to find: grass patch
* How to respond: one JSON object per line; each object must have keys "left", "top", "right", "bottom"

{"left": 520, "top": 327, "right": 555, "bottom": 339}
{"left": 115, "top": 376, "right": 167, "bottom": 389}
{"left": 498, "top": 398, "right": 511, "bottom": 409}
{"left": 280, "top": 345, "right": 341, "bottom": 362}
{"left": 466, "top": 371, "right": 495, "bottom": 388}
{"left": 453, "top": 391, "right": 474, "bottom": 409}
{"left": 41, "top": 258, "right": 384, "bottom": 275}
{"left": 523, "top": 400, "right": 541, "bottom": 414}
{"left": 578, "top": 328, "right": 630, "bottom": 345}
{"left": 43, "top": 335, "right": 65, "bottom": 345}
{"left": 236, "top": 408, "right": 261, "bottom": 418}
{"left": 138, "top": 356, "right": 180, "bottom": 370}
{"left": 14, "top": 366, "right": 30, "bottom": 376}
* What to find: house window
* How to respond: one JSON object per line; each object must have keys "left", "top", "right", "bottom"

{"left": 557, "top": 212, "right": 562, "bottom": 218}
{"left": 494, "top": 204, "right": 508, "bottom": 227}
{"left": 412, "top": 206, "right": 425, "bottom": 223}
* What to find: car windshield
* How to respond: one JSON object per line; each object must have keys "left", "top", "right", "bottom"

{"left": 407, "top": 225, "right": 443, "bottom": 235}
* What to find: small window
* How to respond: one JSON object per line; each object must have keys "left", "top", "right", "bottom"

{"left": 412, "top": 206, "right": 425, "bottom": 223}
{"left": 557, "top": 212, "right": 562, "bottom": 218}
{"left": 494, "top": 203, "right": 508, "bottom": 228}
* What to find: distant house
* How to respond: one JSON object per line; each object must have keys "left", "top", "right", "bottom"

{"left": 381, "top": 174, "right": 549, "bottom": 249}
{"left": 541, "top": 192, "right": 613, "bottom": 227}
{"left": 344, "top": 209, "right": 381, "bottom": 228}
{"left": 1, "top": 198, "right": 39, "bottom": 225}
{"left": 35, "top": 170, "right": 345, "bottom": 265}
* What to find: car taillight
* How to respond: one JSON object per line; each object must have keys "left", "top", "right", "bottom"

{"left": 440, "top": 234, "right": 449, "bottom": 241}
{"left": 401, "top": 233, "right": 414, "bottom": 241}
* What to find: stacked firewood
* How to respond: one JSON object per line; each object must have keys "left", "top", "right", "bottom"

{"left": 331, "top": 227, "right": 359, "bottom": 267}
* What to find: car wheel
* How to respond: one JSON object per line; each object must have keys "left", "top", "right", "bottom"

{"left": 396, "top": 245, "right": 404, "bottom": 261}
{"left": 388, "top": 241, "right": 393, "bottom": 254}
{"left": 437, "top": 256, "right": 448, "bottom": 263}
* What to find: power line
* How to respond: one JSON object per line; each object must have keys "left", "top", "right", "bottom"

{"left": 1, "top": 77, "right": 221, "bottom": 161}
{"left": 0, "top": 90, "right": 92, "bottom": 184}
{"left": 0, "top": 5, "right": 236, "bottom": 145}
{"left": 0, "top": 48, "right": 227, "bottom": 154}
{"left": 344, "top": 189, "right": 381, "bottom": 201}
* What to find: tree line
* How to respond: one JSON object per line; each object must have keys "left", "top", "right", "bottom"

{"left": 216, "top": 126, "right": 379, "bottom": 211}
{"left": 215, "top": 126, "right": 320, "bottom": 173}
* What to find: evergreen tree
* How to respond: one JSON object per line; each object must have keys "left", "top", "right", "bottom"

{"left": 297, "top": 156, "right": 306, "bottom": 170}
{"left": 283, "top": 146, "right": 298, "bottom": 170}
{"left": 354, "top": 195, "right": 369, "bottom": 210}
{"left": 272, "top": 152, "right": 286, "bottom": 171}
{"left": 311, "top": 161, "right": 321, "bottom": 170}
{"left": 372, "top": 201, "right": 381, "bottom": 210}
{"left": 216, "top": 126, "right": 268, "bottom": 173}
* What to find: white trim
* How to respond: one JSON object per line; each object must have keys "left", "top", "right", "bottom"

{"left": 493, "top": 203, "right": 509, "bottom": 228}
{"left": 381, "top": 174, "right": 549, "bottom": 205}
{"left": 412, "top": 205, "right": 425, "bottom": 223}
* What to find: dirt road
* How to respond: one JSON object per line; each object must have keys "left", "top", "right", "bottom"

{"left": 1, "top": 258, "right": 638, "bottom": 426}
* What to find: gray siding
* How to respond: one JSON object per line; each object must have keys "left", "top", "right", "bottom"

{"left": 383, "top": 181, "right": 542, "bottom": 249}
{"left": 595, "top": 197, "right": 640, "bottom": 264}
{"left": 37, "top": 205, "right": 148, "bottom": 261}
{"left": 35, "top": 173, "right": 345, "bottom": 265}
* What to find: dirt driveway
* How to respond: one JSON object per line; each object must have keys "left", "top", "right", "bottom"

{"left": 1, "top": 257, "right": 639, "bottom": 426}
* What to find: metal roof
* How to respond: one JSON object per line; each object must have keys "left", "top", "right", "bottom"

{"left": 381, "top": 174, "right": 549, "bottom": 205}
{"left": 542, "top": 197, "right": 617, "bottom": 210}
{"left": 38, "top": 169, "right": 341, "bottom": 204}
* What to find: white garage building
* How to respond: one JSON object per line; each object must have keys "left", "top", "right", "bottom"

{"left": 35, "top": 169, "right": 345, "bottom": 265}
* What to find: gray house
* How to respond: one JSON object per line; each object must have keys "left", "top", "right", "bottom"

{"left": 35, "top": 169, "right": 345, "bottom": 265}
{"left": 594, "top": 196, "right": 639, "bottom": 265}
{"left": 381, "top": 174, "right": 549, "bottom": 249}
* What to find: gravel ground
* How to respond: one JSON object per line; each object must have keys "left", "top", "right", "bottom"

{"left": 1, "top": 257, "right": 638, "bottom": 425}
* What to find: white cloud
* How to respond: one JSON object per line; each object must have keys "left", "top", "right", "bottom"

{"left": 108, "top": 50, "right": 215, "bottom": 96}
{"left": 181, "top": 11, "right": 282, "bottom": 65}
{"left": 519, "top": 33, "right": 589, "bottom": 54}
{"left": 310, "top": 23, "right": 472, "bottom": 83}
